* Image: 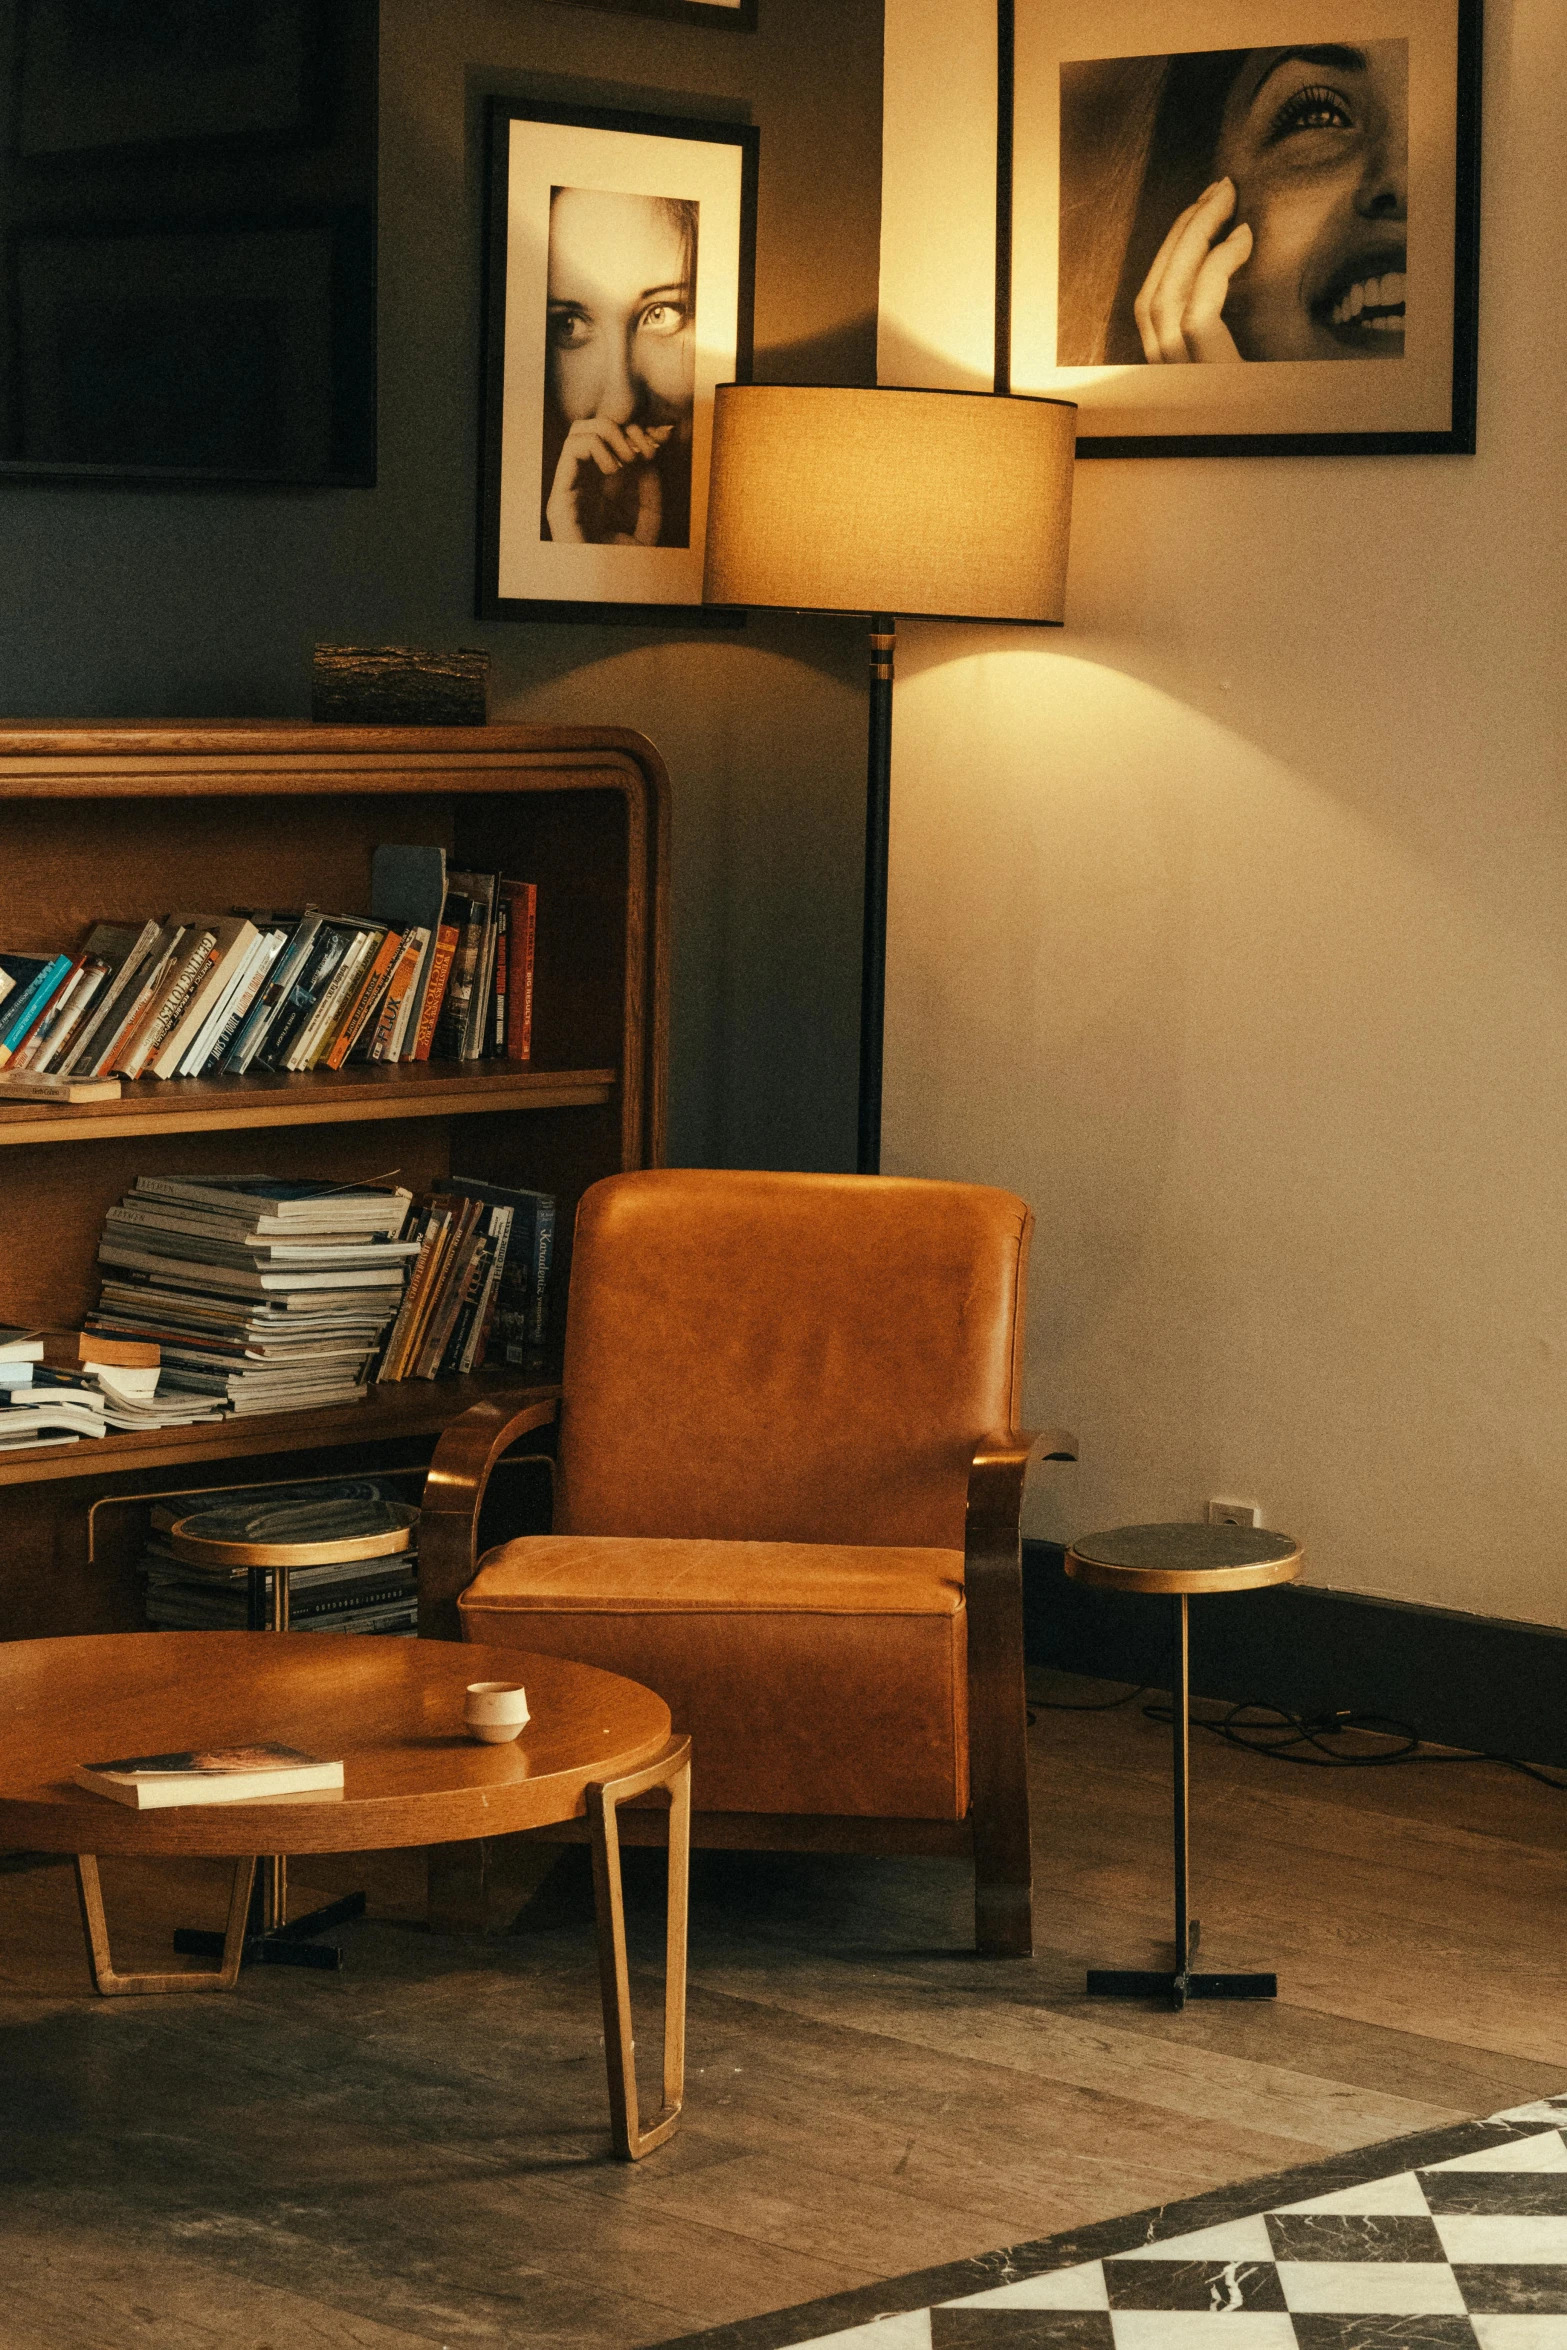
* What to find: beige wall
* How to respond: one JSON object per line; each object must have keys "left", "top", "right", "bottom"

{"left": 880, "top": 0, "right": 1567, "bottom": 1624}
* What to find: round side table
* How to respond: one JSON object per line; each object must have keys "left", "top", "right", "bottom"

{"left": 1064, "top": 1521, "right": 1302, "bottom": 2011}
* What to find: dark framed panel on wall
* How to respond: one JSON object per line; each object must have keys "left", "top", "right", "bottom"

{"left": 1004, "top": 0, "right": 1482, "bottom": 456}
{"left": 548, "top": 0, "right": 757, "bottom": 25}
{"left": 0, "top": 0, "right": 378, "bottom": 487}
{"left": 477, "top": 98, "right": 759, "bottom": 623}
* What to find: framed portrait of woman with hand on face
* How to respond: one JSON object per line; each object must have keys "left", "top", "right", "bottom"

{"left": 479, "top": 100, "right": 758, "bottom": 619}
{"left": 1009, "top": 0, "right": 1480, "bottom": 455}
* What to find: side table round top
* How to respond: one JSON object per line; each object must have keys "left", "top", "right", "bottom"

{"left": 1064, "top": 1522, "right": 1303, "bottom": 1595}
{"left": 0, "top": 1632, "right": 673, "bottom": 1858}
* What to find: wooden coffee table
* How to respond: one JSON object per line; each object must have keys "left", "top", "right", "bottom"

{"left": 0, "top": 1632, "right": 691, "bottom": 2159}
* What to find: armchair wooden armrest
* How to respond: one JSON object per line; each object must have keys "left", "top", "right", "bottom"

{"left": 419, "top": 1391, "right": 561, "bottom": 1638}
{"left": 964, "top": 1424, "right": 1078, "bottom": 1957}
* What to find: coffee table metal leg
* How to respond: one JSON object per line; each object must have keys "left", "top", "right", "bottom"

{"left": 587, "top": 1735, "right": 692, "bottom": 2161}
{"left": 77, "top": 1853, "right": 257, "bottom": 1996}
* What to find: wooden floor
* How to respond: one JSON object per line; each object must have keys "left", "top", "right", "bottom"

{"left": 2, "top": 1668, "right": 1564, "bottom": 2350}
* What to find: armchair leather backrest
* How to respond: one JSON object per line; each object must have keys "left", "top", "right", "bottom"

{"left": 555, "top": 1169, "right": 1032, "bottom": 1549}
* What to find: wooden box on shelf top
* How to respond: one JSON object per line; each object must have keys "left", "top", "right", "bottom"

{"left": 0, "top": 722, "right": 669, "bottom": 1642}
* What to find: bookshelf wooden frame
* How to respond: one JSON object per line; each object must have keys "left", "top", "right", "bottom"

{"left": 0, "top": 721, "right": 668, "bottom": 1643}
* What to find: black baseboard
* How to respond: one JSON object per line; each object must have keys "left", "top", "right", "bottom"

{"left": 1023, "top": 1539, "right": 1567, "bottom": 1773}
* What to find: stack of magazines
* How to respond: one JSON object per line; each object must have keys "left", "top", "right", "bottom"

{"left": 87, "top": 1176, "right": 419, "bottom": 1413}
{"left": 141, "top": 1478, "right": 420, "bottom": 1636}
{"left": 0, "top": 1325, "right": 223, "bottom": 1448}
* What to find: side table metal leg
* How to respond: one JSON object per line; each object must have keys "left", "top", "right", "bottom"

{"left": 1171, "top": 1592, "right": 1201, "bottom": 2008}
{"left": 587, "top": 1736, "right": 692, "bottom": 2161}
{"left": 1086, "top": 1591, "right": 1276, "bottom": 2007}
{"left": 78, "top": 1854, "right": 257, "bottom": 1996}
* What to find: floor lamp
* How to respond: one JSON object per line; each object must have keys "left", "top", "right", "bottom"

{"left": 701, "top": 384, "right": 1076, "bottom": 1174}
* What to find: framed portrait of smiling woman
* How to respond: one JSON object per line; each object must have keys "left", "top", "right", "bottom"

{"left": 479, "top": 100, "right": 758, "bottom": 619}
{"left": 1008, "top": 0, "right": 1481, "bottom": 454}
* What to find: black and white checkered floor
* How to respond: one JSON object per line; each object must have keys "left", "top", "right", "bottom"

{"left": 658, "top": 2097, "right": 1567, "bottom": 2350}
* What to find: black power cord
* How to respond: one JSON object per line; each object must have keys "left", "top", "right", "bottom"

{"left": 1032, "top": 1682, "right": 1567, "bottom": 1793}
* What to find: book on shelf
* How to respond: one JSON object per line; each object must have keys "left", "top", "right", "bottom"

{"left": 0, "top": 953, "right": 73, "bottom": 1067}
{"left": 440, "top": 1176, "right": 556, "bottom": 1357}
{"left": 411, "top": 918, "right": 460, "bottom": 1060}
{"left": 498, "top": 878, "right": 537, "bottom": 1063}
{"left": 55, "top": 918, "right": 162, "bottom": 1077}
{"left": 18, "top": 934, "right": 117, "bottom": 1072}
{"left": 112, "top": 925, "right": 216, "bottom": 1078}
{"left": 145, "top": 917, "right": 259, "bottom": 1081}
{"left": 365, "top": 926, "right": 427, "bottom": 1061}
{"left": 489, "top": 891, "right": 509, "bottom": 1058}
{"left": 77, "top": 918, "right": 182, "bottom": 1077}
{"left": 74, "top": 1744, "right": 345, "bottom": 1809}
{"left": 0, "top": 1071, "right": 122, "bottom": 1102}
{"left": 373, "top": 1175, "right": 555, "bottom": 1381}
{"left": 461, "top": 874, "right": 502, "bottom": 1060}
{"left": 324, "top": 925, "right": 403, "bottom": 1070}
{"left": 43, "top": 1330, "right": 160, "bottom": 1369}
{"left": 224, "top": 912, "right": 317, "bottom": 1073}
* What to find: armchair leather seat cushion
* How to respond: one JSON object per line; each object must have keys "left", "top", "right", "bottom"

{"left": 459, "top": 1536, "right": 969, "bottom": 1819}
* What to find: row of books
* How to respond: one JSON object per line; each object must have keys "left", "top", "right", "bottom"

{"left": 0, "top": 842, "right": 536, "bottom": 1086}
{"left": 377, "top": 1178, "right": 556, "bottom": 1381}
{"left": 140, "top": 1478, "right": 420, "bottom": 1638}
{"left": 87, "top": 1176, "right": 417, "bottom": 1414}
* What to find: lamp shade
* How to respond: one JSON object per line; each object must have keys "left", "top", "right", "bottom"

{"left": 702, "top": 384, "right": 1076, "bottom": 624}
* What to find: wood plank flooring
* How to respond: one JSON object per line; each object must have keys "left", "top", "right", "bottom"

{"left": 1, "top": 1668, "right": 1563, "bottom": 2350}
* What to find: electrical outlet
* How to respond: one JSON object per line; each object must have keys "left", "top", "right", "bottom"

{"left": 1207, "top": 1498, "right": 1260, "bottom": 1528}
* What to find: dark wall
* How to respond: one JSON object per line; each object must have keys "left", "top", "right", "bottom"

{"left": 0, "top": 0, "right": 884, "bottom": 1170}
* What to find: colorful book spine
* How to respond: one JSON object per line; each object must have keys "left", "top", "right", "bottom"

{"left": 500, "top": 880, "right": 537, "bottom": 1065}
{"left": 0, "top": 954, "right": 73, "bottom": 1067}
{"left": 411, "top": 924, "right": 460, "bottom": 1062}
{"left": 324, "top": 929, "right": 402, "bottom": 1071}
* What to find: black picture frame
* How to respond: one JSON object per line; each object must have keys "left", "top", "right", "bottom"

{"left": 547, "top": 0, "right": 757, "bottom": 26}
{"left": 477, "top": 98, "right": 759, "bottom": 623}
{"left": 1003, "top": 0, "right": 1482, "bottom": 457}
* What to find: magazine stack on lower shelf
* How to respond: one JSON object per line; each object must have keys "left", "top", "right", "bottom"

{"left": 87, "top": 1175, "right": 420, "bottom": 1413}
{"left": 141, "top": 1478, "right": 420, "bottom": 1637}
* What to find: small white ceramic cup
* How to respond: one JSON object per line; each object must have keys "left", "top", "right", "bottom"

{"left": 464, "top": 1681, "right": 530, "bottom": 1744}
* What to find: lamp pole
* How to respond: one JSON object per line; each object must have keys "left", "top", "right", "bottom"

{"left": 859, "top": 613, "right": 896, "bottom": 1175}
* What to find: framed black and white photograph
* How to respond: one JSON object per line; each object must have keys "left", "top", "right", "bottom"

{"left": 1009, "top": 0, "right": 1481, "bottom": 455}
{"left": 478, "top": 99, "right": 758, "bottom": 622}
{"left": 549, "top": 0, "right": 757, "bottom": 27}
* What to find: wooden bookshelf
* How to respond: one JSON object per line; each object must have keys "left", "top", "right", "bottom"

{"left": 0, "top": 722, "right": 669, "bottom": 1643}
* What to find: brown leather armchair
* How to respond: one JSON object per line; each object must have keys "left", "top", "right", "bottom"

{"left": 419, "top": 1168, "right": 1075, "bottom": 1955}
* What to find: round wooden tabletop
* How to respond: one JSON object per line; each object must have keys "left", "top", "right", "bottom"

{"left": 1064, "top": 1522, "right": 1303, "bottom": 1595}
{"left": 0, "top": 1633, "right": 673, "bottom": 1858}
